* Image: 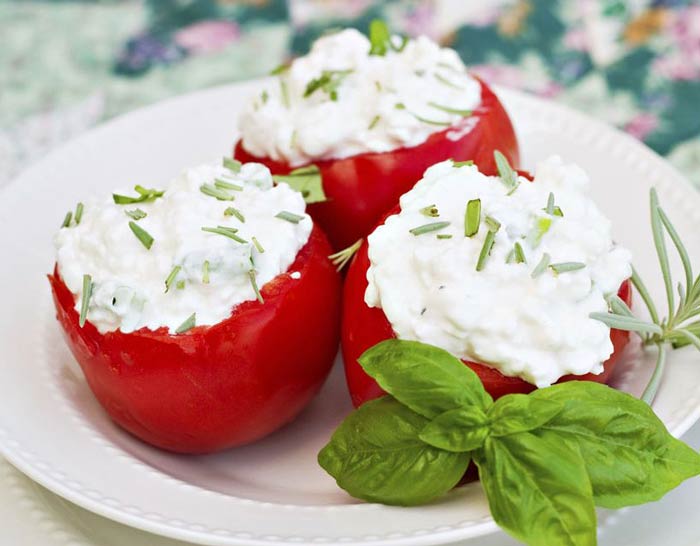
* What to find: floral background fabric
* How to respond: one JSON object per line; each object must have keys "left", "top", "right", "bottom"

{"left": 1, "top": 0, "right": 699, "bottom": 187}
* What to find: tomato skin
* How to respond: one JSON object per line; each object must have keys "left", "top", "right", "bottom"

{"left": 49, "top": 226, "right": 341, "bottom": 454}
{"left": 234, "top": 78, "right": 519, "bottom": 250}
{"left": 341, "top": 219, "right": 632, "bottom": 407}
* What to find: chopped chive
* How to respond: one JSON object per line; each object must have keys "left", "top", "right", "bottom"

{"left": 270, "top": 63, "right": 290, "bottom": 75}
{"left": 79, "top": 274, "right": 92, "bottom": 328}
{"left": 261, "top": 90, "right": 269, "bottom": 104}
{"left": 374, "top": 81, "right": 382, "bottom": 92}
{"left": 513, "top": 241, "right": 527, "bottom": 264}
{"left": 249, "top": 270, "right": 264, "bottom": 304}
{"left": 202, "top": 260, "right": 210, "bottom": 284}
{"left": 476, "top": 230, "right": 497, "bottom": 272}
{"left": 528, "top": 217, "right": 552, "bottom": 247}
{"left": 368, "top": 19, "right": 391, "bottom": 56}
{"left": 453, "top": 160, "right": 474, "bottom": 167}
{"left": 113, "top": 186, "right": 164, "bottom": 205}
{"left": 464, "top": 199, "right": 481, "bottom": 237}
{"left": 164, "top": 265, "right": 181, "bottom": 293}
{"left": 74, "top": 203, "right": 84, "bottom": 225}
{"left": 395, "top": 102, "right": 406, "bottom": 110}
{"left": 224, "top": 207, "right": 245, "bottom": 222}
{"left": 419, "top": 204, "right": 439, "bottom": 217}
{"left": 215, "top": 178, "right": 243, "bottom": 191}
{"left": 531, "top": 253, "right": 551, "bottom": 278}
{"left": 485, "top": 215, "right": 501, "bottom": 232}
{"left": 125, "top": 208, "right": 147, "bottom": 221}
{"left": 61, "top": 211, "right": 73, "bottom": 228}
{"left": 553, "top": 206, "right": 564, "bottom": 217}
{"left": 175, "top": 313, "right": 196, "bottom": 334}
{"left": 176, "top": 280, "right": 186, "bottom": 290}
{"left": 368, "top": 115, "right": 381, "bottom": 130}
{"left": 409, "top": 221, "right": 451, "bottom": 236}
{"left": 303, "top": 69, "right": 353, "bottom": 101}
{"left": 412, "top": 114, "right": 451, "bottom": 127}
{"left": 200, "top": 183, "right": 235, "bottom": 201}
{"left": 252, "top": 236, "right": 265, "bottom": 253}
{"left": 546, "top": 192, "right": 555, "bottom": 215}
{"left": 434, "top": 72, "right": 464, "bottom": 90}
{"left": 549, "top": 262, "right": 586, "bottom": 275}
{"left": 427, "top": 102, "right": 472, "bottom": 117}
{"left": 275, "top": 211, "right": 305, "bottom": 223}
{"left": 494, "top": 150, "right": 518, "bottom": 191}
{"left": 201, "top": 226, "right": 248, "bottom": 244}
{"left": 223, "top": 157, "right": 242, "bottom": 173}
{"left": 437, "top": 234, "right": 453, "bottom": 240}
{"left": 129, "top": 221, "right": 154, "bottom": 249}
{"left": 280, "top": 79, "right": 290, "bottom": 108}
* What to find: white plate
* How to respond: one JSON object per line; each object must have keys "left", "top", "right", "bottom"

{"left": 1, "top": 81, "right": 700, "bottom": 546}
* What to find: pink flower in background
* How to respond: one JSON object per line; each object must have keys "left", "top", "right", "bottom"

{"left": 402, "top": 5, "right": 437, "bottom": 39}
{"left": 652, "top": 6, "right": 700, "bottom": 81}
{"left": 624, "top": 113, "right": 659, "bottom": 141}
{"left": 174, "top": 21, "right": 240, "bottom": 54}
{"left": 471, "top": 64, "right": 563, "bottom": 98}
{"left": 563, "top": 27, "right": 588, "bottom": 52}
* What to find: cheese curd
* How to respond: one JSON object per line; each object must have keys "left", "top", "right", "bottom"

{"left": 238, "top": 29, "right": 481, "bottom": 166}
{"left": 365, "top": 157, "right": 632, "bottom": 387}
{"left": 55, "top": 161, "right": 312, "bottom": 334}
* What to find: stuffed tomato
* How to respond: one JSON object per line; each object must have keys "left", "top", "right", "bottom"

{"left": 50, "top": 160, "right": 341, "bottom": 454}
{"left": 234, "top": 25, "right": 518, "bottom": 250}
{"left": 342, "top": 156, "right": 633, "bottom": 405}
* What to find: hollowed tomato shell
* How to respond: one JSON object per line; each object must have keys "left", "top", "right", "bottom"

{"left": 49, "top": 225, "right": 341, "bottom": 454}
{"left": 234, "top": 77, "right": 519, "bottom": 250}
{"left": 341, "top": 211, "right": 632, "bottom": 406}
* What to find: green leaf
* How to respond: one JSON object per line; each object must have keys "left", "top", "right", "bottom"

{"left": 650, "top": 188, "right": 674, "bottom": 318}
{"left": 273, "top": 165, "right": 327, "bottom": 204}
{"left": 358, "top": 339, "right": 493, "bottom": 419}
{"left": 419, "top": 406, "right": 488, "bottom": 452}
{"left": 475, "top": 432, "right": 596, "bottom": 546}
{"left": 368, "top": 19, "right": 391, "bottom": 56}
{"left": 531, "top": 381, "right": 700, "bottom": 508}
{"left": 318, "top": 397, "right": 469, "bottom": 505}
{"left": 488, "top": 394, "right": 563, "bottom": 437}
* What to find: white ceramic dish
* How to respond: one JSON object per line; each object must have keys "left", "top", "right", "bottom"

{"left": 1, "top": 80, "right": 700, "bottom": 546}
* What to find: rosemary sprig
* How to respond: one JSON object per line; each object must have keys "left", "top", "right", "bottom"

{"left": 531, "top": 253, "right": 551, "bottom": 278}
{"left": 249, "top": 269, "right": 264, "bottom": 304}
{"left": 329, "top": 238, "right": 363, "bottom": 271}
{"left": 549, "top": 262, "right": 585, "bottom": 275}
{"left": 590, "top": 188, "right": 700, "bottom": 404}
{"left": 275, "top": 211, "right": 305, "bottom": 224}
{"left": 410, "top": 221, "right": 450, "bottom": 236}
{"left": 419, "top": 204, "right": 439, "bottom": 217}
{"left": 175, "top": 313, "right": 196, "bottom": 334}
{"left": 113, "top": 186, "right": 164, "bottom": 205}
{"left": 61, "top": 211, "right": 73, "bottom": 228}
{"left": 252, "top": 236, "right": 265, "bottom": 254}
{"left": 202, "top": 260, "right": 210, "bottom": 284}
{"left": 494, "top": 150, "right": 518, "bottom": 192}
{"left": 304, "top": 69, "right": 353, "bottom": 101}
{"left": 215, "top": 179, "right": 243, "bottom": 192}
{"left": 129, "top": 221, "right": 154, "bottom": 250}
{"left": 79, "top": 274, "right": 93, "bottom": 328}
{"left": 75, "top": 202, "right": 84, "bottom": 225}
{"left": 224, "top": 207, "right": 245, "bottom": 222}
{"left": 164, "top": 265, "right": 181, "bottom": 293}
{"left": 223, "top": 157, "right": 242, "bottom": 173}
{"left": 201, "top": 226, "right": 248, "bottom": 244}
{"left": 200, "top": 184, "right": 235, "bottom": 201}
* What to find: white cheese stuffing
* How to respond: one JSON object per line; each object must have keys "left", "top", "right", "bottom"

{"left": 238, "top": 28, "right": 482, "bottom": 166}
{"left": 365, "top": 157, "right": 633, "bottom": 387}
{"left": 55, "top": 161, "right": 312, "bottom": 334}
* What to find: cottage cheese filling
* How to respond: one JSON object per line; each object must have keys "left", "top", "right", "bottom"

{"left": 365, "top": 157, "right": 633, "bottom": 387}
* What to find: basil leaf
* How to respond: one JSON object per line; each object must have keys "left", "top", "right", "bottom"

{"left": 358, "top": 339, "right": 493, "bottom": 419}
{"left": 475, "top": 431, "right": 596, "bottom": 546}
{"left": 273, "top": 165, "right": 327, "bottom": 204}
{"left": 419, "top": 406, "right": 488, "bottom": 452}
{"left": 488, "top": 394, "right": 563, "bottom": 437}
{"left": 531, "top": 381, "right": 700, "bottom": 508}
{"left": 318, "top": 396, "right": 469, "bottom": 505}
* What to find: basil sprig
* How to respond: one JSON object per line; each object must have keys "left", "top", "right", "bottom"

{"left": 319, "top": 339, "right": 700, "bottom": 546}
{"left": 273, "top": 165, "right": 327, "bottom": 204}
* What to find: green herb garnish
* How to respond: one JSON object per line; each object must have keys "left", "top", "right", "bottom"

{"left": 252, "top": 236, "right": 265, "bottom": 254}
{"left": 319, "top": 339, "right": 700, "bottom": 546}
{"left": 409, "top": 221, "right": 450, "bottom": 236}
{"left": 61, "top": 211, "right": 73, "bottom": 228}
{"left": 528, "top": 217, "right": 552, "bottom": 248}
{"left": 304, "top": 69, "right": 353, "bottom": 101}
{"left": 273, "top": 165, "right": 326, "bottom": 204}
{"left": 249, "top": 269, "right": 264, "bottom": 304}
{"left": 464, "top": 199, "right": 481, "bottom": 237}
{"left": 224, "top": 207, "right": 245, "bottom": 222}
{"left": 427, "top": 102, "right": 472, "bottom": 117}
{"left": 113, "top": 186, "right": 164, "bottom": 205}
{"left": 545, "top": 192, "right": 555, "bottom": 215}
{"left": 223, "top": 157, "right": 242, "bottom": 173}
{"left": 453, "top": 160, "right": 474, "bottom": 167}
{"left": 476, "top": 230, "right": 497, "bottom": 271}
{"left": 368, "top": 115, "right": 381, "bottom": 130}
{"left": 175, "top": 313, "right": 196, "bottom": 334}
{"left": 419, "top": 204, "right": 439, "bottom": 218}
{"left": 412, "top": 114, "right": 451, "bottom": 127}
{"left": 436, "top": 234, "right": 453, "bottom": 240}
{"left": 531, "top": 252, "right": 551, "bottom": 278}
{"left": 494, "top": 150, "right": 518, "bottom": 192}
{"left": 280, "top": 79, "right": 290, "bottom": 109}
{"left": 215, "top": 178, "right": 243, "bottom": 191}
{"left": 368, "top": 19, "right": 408, "bottom": 56}
{"left": 74, "top": 203, "right": 84, "bottom": 225}
{"left": 176, "top": 280, "right": 185, "bottom": 290}
{"left": 484, "top": 215, "right": 501, "bottom": 232}
{"left": 513, "top": 241, "right": 527, "bottom": 264}
{"left": 329, "top": 238, "right": 363, "bottom": 271}
{"left": 128, "top": 221, "right": 154, "bottom": 250}
{"left": 275, "top": 211, "right": 305, "bottom": 224}
{"left": 270, "top": 63, "right": 290, "bottom": 75}
{"left": 125, "top": 208, "right": 147, "bottom": 221}
{"left": 434, "top": 72, "right": 464, "bottom": 90}
{"left": 261, "top": 90, "right": 269, "bottom": 104}
{"left": 201, "top": 226, "right": 248, "bottom": 244}
{"left": 549, "top": 262, "right": 586, "bottom": 274}
{"left": 164, "top": 265, "right": 181, "bottom": 293}
{"left": 79, "top": 274, "right": 92, "bottom": 328}
{"left": 202, "top": 260, "right": 210, "bottom": 284}
{"left": 200, "top": 183, "right": 235, "bottom": 201}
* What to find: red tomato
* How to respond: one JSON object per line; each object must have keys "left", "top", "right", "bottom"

{"left": 341, "top": 213, "right": 632, "bottom": 407}
{"left": 234, "top": 77, "right": 519, "bottom": 250}
{"left": 49, "top": 225, "right": 341, "bottom": 454}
